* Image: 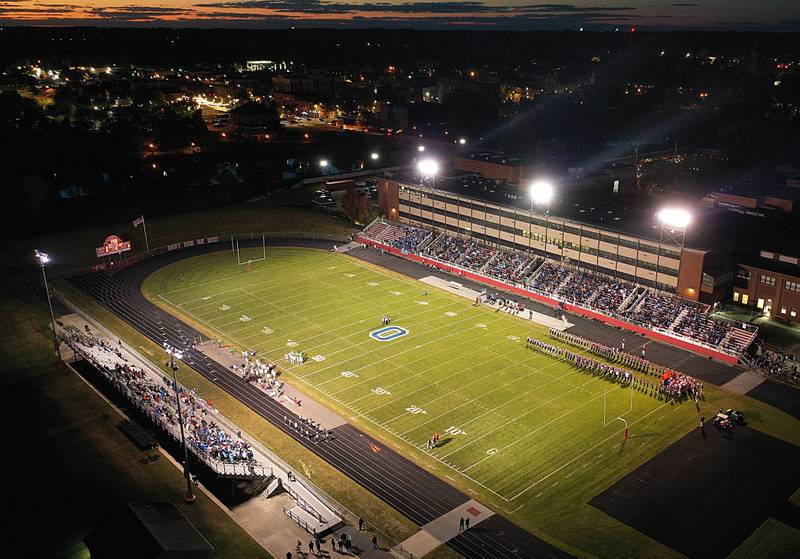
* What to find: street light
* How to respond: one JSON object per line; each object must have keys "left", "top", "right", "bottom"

{"left": 164, "top": 342, "right": 197, "bottom": 504}
{"left": 370, "top": 152, "right": 380, "bottom": 161}
{"left": 35, "top": 250, "right": 61, "bottom": 362}
{"left": 529, "top": 180, "right": 554, "bottom": 258}
{"left": 319, "top": 159, "right": 329, "bottom": 168}
{"left": 458, "top": 138, "right": 467, "bottom": 145}
{"left": 417, "top": 144, "right": 426, "bottom": 152}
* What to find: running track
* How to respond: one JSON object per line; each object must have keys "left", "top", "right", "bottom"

{"left": 68, "top": 240, "right": 571, "bottom": 559}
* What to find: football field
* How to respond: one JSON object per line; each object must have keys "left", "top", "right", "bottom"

{"left": 143, "top": 247, "right": 696, "bottom": 507}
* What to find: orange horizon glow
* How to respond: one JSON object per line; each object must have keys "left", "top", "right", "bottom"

{"left": 0, "top": 1, "right": 797, "bottom": 30}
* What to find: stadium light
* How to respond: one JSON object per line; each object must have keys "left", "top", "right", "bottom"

{"left": 35, "top": 249, "right": 61, "bottom": 362}
{"left": 164, "top": 342, "right": 196, "bottom": 504}
{"left": 529, "top": 180, "right": 554, "bottom": 207}
{"left": 418, "top": 158, "right": 439, "bottom": 178}
{"left": 657, "top": 207, "right": 691, "bottom": 230}
{"left": 417, "top": 144, "right": 426, "bottom": 152}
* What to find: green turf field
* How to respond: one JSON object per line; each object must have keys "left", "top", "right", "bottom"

{"left": 143, "top": 247, "right": 699, "bottom": 517}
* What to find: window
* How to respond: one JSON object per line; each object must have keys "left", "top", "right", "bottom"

{"left": 757, "top": 298, "right": 765, "bottom": 309}
{"left": 780, "top": 307, "right": 787, "bottom": 314}
{"left": 736, "top": 270, "right": 751, "bottom": 280}
{"left": 613, "top": 179, "right": 620, "bottom": 194}
{"left": 791, "top": 310, "right": 797, "bottom": 318}
{"left": 759, "top": 275, "right": 776, "bottom": 286}
{"left": 742, "top": 294, "right": 749, "bottom": 305}
{"left": 785, "top": 281, "right": 800, "bottom": 292}
{"left": 733, "top": 292, "right": 740, "bottom": 302}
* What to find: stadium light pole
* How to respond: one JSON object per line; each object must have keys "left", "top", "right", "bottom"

{"left": 164, "top": 343, "right": 197, "bottom": 504}
{"left": 417, "top": 158, "right": 439, "bottom": 189}
{"left": 656, "top": 207, "right": 691, "bottom": 293}
{"left": 35, "top": 250, "right": 61, "bottom": 362}
{"left": 530, "top": 180, "right": 554, "bottom": 259}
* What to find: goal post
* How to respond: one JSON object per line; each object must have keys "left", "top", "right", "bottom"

{"left": 603, "top": 385, "right": 634, "bottom": 431}
{"left": 236, "top": 235, "right": 267, "bottom": 266}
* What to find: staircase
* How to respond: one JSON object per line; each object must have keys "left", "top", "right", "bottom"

{"left": 668, "top": 307, "right": 690, "bottom": 331}
{"left": 618, "top": 286, "right": 645, "bottom": 313}
{"left": 722, "top": 326, "right": 758, "bottom": 353}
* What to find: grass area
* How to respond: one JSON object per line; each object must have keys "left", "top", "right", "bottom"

{"left": 0, "top": 284, "right": 272, "bottom": 559}
{"left": 134, "top": 246, "right": 800, "bottom": 558}
{"left": 54, "top": 278, "right": 420, "bottom": 550}
{"left": 2, "top": 199, "right": 357, "bottom": 278}
{"left": 729, "top": 518, "right": 800, "bottom": 559}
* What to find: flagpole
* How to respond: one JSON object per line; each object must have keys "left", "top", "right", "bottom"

{"left": 141, "top": 215, "right": 150, "bottom": 253}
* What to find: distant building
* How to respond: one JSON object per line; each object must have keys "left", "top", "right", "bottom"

{"left": 244, "top": 60, "right": 285, "bottom": 72}
{"left": 229, "top": 100, "right": 280, "bottom": 138}
{"left": 272, "top": 73, "right": 335, "bottom": 96}
{"left": 734, "top": 251, "right": 800, "bottom": 323}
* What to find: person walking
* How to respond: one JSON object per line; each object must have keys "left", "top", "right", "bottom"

{"left": 465, "top": 517, "right": 470, "bottom": 530}
{"left": 308, "top": 540, "right": 314, "bottom": 555}
{"left": 459, "top": 516, "right": 465, "bottom": 531}
{"left": 358, "top": 517, "right": 364, "bottom": 531}
{"left": 372, "top": 534, "right": 378, "bottom": 549}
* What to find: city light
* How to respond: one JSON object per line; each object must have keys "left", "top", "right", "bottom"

{"left": 370, "top": 152, "right": 380, "bottom": 160}
{"left": 320, "top": 159, "right": 329, "bottom": 168}
{"left": 530, "top": 180, "right": 554, "bottom": 206}
{"left": 458, "top": 138, "right": 467, "bottom": 145}
{"left": 657, "top": 207, "right": 692, "bottom": 229}
{"left": 417, "top": 158, "right": 439, "bottom": 178}
{"left": 417, "top": 144, "right": 426, "bottom": 152}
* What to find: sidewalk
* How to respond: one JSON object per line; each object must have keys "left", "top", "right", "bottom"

{"left": 393, "top": 499, "right": 494, "bottom": 558}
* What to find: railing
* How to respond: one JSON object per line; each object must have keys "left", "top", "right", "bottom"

{"left": 284, "top": 506, "right": 319, "bottom": 535}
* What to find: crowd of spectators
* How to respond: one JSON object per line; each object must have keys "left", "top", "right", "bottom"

{"left": 529, "top": 263, "right": 572, "bottom": 294}
{"left": 484, "top": 251, "right": 537, "bottom": 284}
{"left": 673, "top": 309, "right": 731, "bottom": 346}
{"left": 750, "top": 347, "right": 800, "bottom": 384}
{"left": 63, "top": 326, "right": 257, "bottom": 469}
{"left": 627, "top": 293, "right": 686, "bottom": 329}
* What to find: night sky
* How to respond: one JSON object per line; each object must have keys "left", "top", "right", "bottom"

{"left": 1, "top": 1, "right": 798, "bottom": 30}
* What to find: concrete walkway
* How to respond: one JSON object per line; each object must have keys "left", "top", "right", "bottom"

{"left": 393, "top": 499, "right": 495, "bottom": 558}
{"left": 722, "top": 370, "right": 767, "bottom": 394}
{"left": 420, "top": 275, "right": 573, "bottom": 331}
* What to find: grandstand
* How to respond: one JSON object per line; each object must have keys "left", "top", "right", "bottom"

{"left": 360, "top": 219, "right": 757, "bottom": 358}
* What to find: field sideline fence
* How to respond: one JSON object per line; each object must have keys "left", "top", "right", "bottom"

{"left": 53, "top": 231, "right": 352, "bottom": 279}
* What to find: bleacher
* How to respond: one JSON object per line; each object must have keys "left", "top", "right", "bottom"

{"left": 360, "top": 222, "right": 757, "bottom": 358}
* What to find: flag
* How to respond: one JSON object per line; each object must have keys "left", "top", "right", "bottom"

{"left": 132, "top": 215, "right": 144, "bottom": 227}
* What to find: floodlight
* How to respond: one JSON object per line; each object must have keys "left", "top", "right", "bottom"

{"left": 34, "top": 250, "right": 49, "bottom": 265}
{"left": 417, "top": 158, "right": 439, "bottom": 178}
{"left": 530, "top": 180, "right": 554, "bottom": 206}
{"left": 657, "top": 208, "right": 691, "bottom": 229}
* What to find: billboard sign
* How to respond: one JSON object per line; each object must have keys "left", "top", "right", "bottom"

{"left": 96, "top": 235, "right": 132, "bottom": 258}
